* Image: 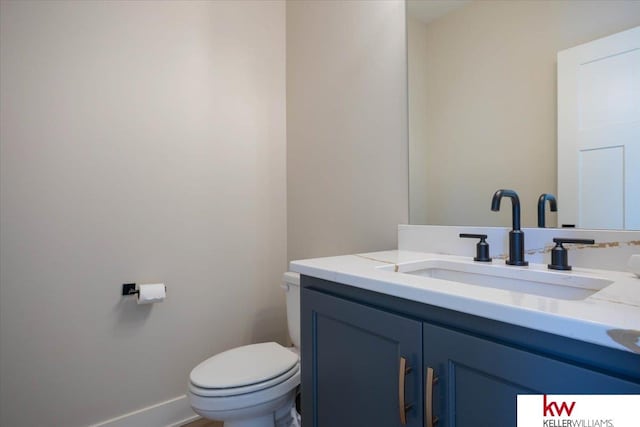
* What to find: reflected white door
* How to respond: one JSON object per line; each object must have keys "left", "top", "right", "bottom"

{"left": 557, "top": 26, "right": 640, "bottom": 230}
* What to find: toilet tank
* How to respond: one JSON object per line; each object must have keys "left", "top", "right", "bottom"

{"left": 282, "top": 272, "right": 300, "bottom": 349}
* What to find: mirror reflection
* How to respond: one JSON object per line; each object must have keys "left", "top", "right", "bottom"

{"left": 407, "top": 0, "right": 640, "bottom": 229}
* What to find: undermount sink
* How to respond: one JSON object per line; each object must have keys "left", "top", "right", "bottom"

{"left": 378, "top": 259, "right": 613, "bottom": 300}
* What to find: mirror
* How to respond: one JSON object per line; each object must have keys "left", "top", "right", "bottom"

{"left": 407, "top": 0, "right": 640, "bottom": 229}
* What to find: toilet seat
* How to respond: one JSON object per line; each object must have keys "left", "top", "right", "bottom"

{"left": 189, "top": 363, "right": 300, "bottom": 413}
{"left": 189, "top": 362, "right": 299, "bottom": 397}
{"left": 189, "top": 342, "right": 299, "bottom": 398}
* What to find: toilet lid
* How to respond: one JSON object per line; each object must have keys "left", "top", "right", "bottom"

{"left": 190, "top": 342, "right": 299, "bottom": 389}
{"left": 189, "top": 363, "right": 299, "bottom": 397}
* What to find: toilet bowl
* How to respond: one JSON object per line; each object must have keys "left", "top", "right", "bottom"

{"left": 187, "top": 273, "right": 301, "bottom": 427}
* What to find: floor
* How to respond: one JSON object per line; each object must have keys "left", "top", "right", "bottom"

{"left": 182, "top": 419, "right": 222, "bottom": 427}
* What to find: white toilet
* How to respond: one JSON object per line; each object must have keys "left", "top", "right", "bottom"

{"left": 188, "top": 272, "right": 301, "bottom": 427}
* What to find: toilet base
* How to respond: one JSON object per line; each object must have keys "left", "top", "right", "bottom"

{"left": 192, "top": 389, "right": 297, "bottom": 427}
{"left": 224, "top": 413, "right": 274, "bottom": 427}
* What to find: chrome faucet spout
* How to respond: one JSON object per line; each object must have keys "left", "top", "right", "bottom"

{"left": 491, "top": 189, "right": 528, "bottom": 266}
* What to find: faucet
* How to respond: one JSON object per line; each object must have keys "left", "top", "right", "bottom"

{"left": 537, "top": 193, "right": 557, "bottom": 228}
{"left": 491, "top": 189, "right": 528, "bottom": 266}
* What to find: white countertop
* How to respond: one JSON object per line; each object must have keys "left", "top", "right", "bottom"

{"left": 290, "top": 250, "right": 640, "bottom": 354}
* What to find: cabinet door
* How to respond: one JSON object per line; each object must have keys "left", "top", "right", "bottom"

{"left": 424, "top": 323, "right": 640, "bottom": 427}
{"left": 302, "top": 288, "right": 423, "bottom": 427}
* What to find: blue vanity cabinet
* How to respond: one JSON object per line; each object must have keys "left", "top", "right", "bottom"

{"left": 301, "top": 288, "right": 424, "bottom": 427}
{"left": 301, "top": 275, "right": 640, "bottom": 427}
{"left": 424, "top": 323, "right": 640, "bottom": 427}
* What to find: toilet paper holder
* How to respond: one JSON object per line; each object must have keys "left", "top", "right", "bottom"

{"left": 122, "top": 283, "right": 167, "bottom": 304}
{"left": 122, "top": 283, "right": 139, "bottom": 296}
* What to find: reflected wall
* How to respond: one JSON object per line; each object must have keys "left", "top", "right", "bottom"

{"left": 408, "top": 0, "right": 640, "bottom": 228}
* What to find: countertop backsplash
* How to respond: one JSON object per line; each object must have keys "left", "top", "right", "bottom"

{"left": 398, "top": 225, "right": 640, "bottom": 272}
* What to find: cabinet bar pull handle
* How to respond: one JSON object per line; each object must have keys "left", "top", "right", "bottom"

{"left": 426, "top": 367, "right": 439, "bottom": 427}
{"left": 399, "top": 356, "right": 410, "bottom": 425}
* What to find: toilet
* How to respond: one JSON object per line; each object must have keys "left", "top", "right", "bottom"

{"left": 188, "top": 272, "right": 301, "bottom": 427}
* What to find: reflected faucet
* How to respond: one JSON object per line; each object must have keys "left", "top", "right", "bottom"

{"left": 491, "top": 189, "right": 528, "bottom": 266}
{"left": 537, "top": 193, "right": 557, "bottom": 228}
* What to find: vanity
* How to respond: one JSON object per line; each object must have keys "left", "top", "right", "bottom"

{"left": 290, "top": 225, "right": 640, "bottom": 427}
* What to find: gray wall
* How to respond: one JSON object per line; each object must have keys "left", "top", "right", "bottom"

{"left": 409, "top": 0, "right": 640, "bottom": 227}
{"left": 286, "top": 0, "right": 409, "bottom": 261}
{"left": 407, "top": 15, "right": 429, "bottom": 226}
{"left": 0, "top": 1, "right": 286, "bottom": 426}
{"left": 1, "top": 0, "right": 410, "bottom": 424}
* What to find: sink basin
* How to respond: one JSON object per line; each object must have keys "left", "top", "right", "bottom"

{"left": 378, "top": 259, "right": 613, "bottom": 300}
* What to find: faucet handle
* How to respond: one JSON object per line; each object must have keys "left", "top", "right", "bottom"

{"left": 548, "top": 238, "right": 595, "bottom": 270}
{"left": 459, "top": 234, "right": 492, "bottom": 262}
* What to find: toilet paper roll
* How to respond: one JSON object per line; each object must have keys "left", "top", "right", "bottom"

{"left": 137, "top": 283, "right": 166, "bottom": 304}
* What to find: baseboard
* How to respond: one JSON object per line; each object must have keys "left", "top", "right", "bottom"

{"left": 91, "top": 395, "right": 200, "bottom": 427}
